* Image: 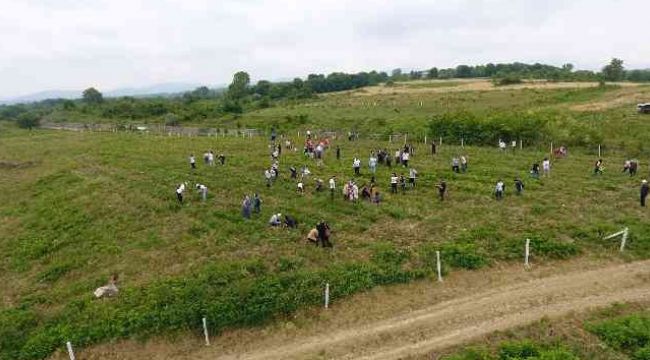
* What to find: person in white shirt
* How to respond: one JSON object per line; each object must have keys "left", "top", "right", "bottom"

{"left": 329, "top": 176, "right": 336, "bottom": 199}
{"left": 189, "top": 154, "right": 196, "bottom": 169}
{"left": 542, "top": 157, "right": 551, "bottom": 177}
{"left": 297, "top": 182, "right": 304, "bottom": 193}
{"left": 203, "top": 151, "right": 210, "bottom": 165}
{"left": 269, "top": 213, "right": 282, "bottom": 227}
{"left": 409, "top": 168, "right": 418, "bottom": 187}
{"left": 499, "top": 140, "right": 506, "bottom": 151}
{"left": 208, "top": 151, "right": 215, "bottom": 166}
{"left": 176, "top": 183, "right": 185, "bottom": 203}
{"left": 369, "top": 154, "right": 378, "bottom": 174}
{"left": 264, "top": 169, "right": 272, "bottom": 187}
{"left": 495, "top": 180, "right": 505, "bottom": 200}
{"left": 196, "top": 184, "right": 208, "bottom": 201}
{"left": 460, "top": 156, "right": 468, "bottom": 173}
{"left": 401, "top": 151, "right": 410, "bottom": 167}
{"left": 353, "top": 158, "right": 361, "bottom": 175}
{"left": 390, "top": 173, "right": 399, "bottom": 193}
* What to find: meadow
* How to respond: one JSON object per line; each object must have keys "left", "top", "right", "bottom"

{"left": 1, "top": 81, "right": 650, "bottom": 359}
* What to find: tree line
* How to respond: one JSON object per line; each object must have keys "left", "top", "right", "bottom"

{"left": 1, "top": 59, "right": 648, "bottom": 129}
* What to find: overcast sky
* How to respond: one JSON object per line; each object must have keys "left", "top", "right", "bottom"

{"left": 0, "top": 0, "right": 648, "bottom": 98}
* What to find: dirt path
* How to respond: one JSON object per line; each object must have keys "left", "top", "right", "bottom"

{"left": 213, "top": 260, "right": 650, "bottom": 360}
{"left": 67, "top": 259, "right": 650, "bottom": 360}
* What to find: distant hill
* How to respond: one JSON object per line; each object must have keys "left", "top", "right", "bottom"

{"left": 0, "top": 82, "right": 216, "bottom": 105}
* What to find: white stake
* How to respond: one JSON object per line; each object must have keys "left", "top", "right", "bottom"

{"left": 461, "top": 138, "right": 464, "bottom": 148}
{"left": 324, "top": 283, "right": 330, "bottom": 309}
{"left": 436, "top": 251, "right": 442, "bottom": 282}
{"left": 525, "top": 239, "right": 530, "bottom": 269}
{"left": 404, "top": 134, "right": 408, "bottom": 145}
{"left": 424, "top": 135, "right": 427, "bottom": 144}
{"left": 550, "top": 141, "right": 553, "bottom": 155}
{"left": 66, "top": 341, "right": 76, "bottom": 360}
{"left": 604, "top": 227, "right": 629, "bottom": 251}
{"left": 439, "top": 137, "right": 442, "bottom": 146}
{"left": 520, "top": 139, "right": 523, "bottom": 150}
{"left": 389, "top": 135, "right": 392, "bottom": 143}
{"left": 598, "top": 144, "right": 601, "bottom": 157}
{"left": 202, "top": 317, "right": 210, "bottom": 346}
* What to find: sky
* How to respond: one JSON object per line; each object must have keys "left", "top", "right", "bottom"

{"left": 0, "top": 0, "right": 648, "bottom": 98}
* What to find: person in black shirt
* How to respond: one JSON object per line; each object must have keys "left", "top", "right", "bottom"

{"left": 436, "top": 179, "right": 447, "bottom": 201}
{"left": 514, "top": 178, "right": 524, "bottom": 195}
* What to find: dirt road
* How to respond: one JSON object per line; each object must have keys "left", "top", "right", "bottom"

{"left": 70, "top": 259, "right": 650, "bottom": 360}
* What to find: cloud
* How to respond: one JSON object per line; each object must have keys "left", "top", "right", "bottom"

{"left": 0, "top": 0, "right": 648, "bottom": 98}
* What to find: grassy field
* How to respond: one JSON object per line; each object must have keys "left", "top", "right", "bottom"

{"left": 1, "top": 83, "right": 650, "bottom": 359}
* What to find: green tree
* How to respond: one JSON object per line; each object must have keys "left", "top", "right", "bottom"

{"left": 427, "top": 67, "right": 439, "bottom": 79}
{"left": 82, "top": 87, "right": 104, "bottom": 104}
{"left": 227, "top": 71, "right": 251, "bottom": 100}
{"left": 16, "top": 112, "right": 40, "bottom": 130}
{"left": 455, "top": 65, "right": 473, "bottom": 78}
{"left": 601, "top": 58, "right": 625, "bottom": 81}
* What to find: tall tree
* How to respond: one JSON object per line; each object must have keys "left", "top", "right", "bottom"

{"left": 82, "top": 87, "right": 103, "bottom": 104}
{"left": 426, "top": 67, "right": 439, "bottom": 79}
{"left": 227, "top": 71, "right": 251, "bottom": 100}
{"left": 601, "top": 58, "right": 625, "bottom": 81}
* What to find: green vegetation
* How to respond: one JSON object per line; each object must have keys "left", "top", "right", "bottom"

{"left": 588, "top": 312, "right": 650, "bottom": 359}
{"left": 1, "top": 81, "right": 650, "bottom": 359}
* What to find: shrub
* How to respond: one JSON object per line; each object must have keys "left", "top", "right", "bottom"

{"left": 16, "top": 112, "right": 40, "bottom": 130}
{"left": 492, "top": 74, "right": 523, "bottom": 86}
{"left": 588, "top": 314, "right": 650, "bottom": 356}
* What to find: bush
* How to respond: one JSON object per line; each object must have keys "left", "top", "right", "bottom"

{"left": 588, "top": 314, "right": 650, "bottom": 356}
{"left": 16, "top": 112, "right": 40, "bottom": 129}
{"left": 492, "top": 74, "right": 523, "bottom": 86}
{"left": 163, "top": 113, "right": 180, "bottom": 126}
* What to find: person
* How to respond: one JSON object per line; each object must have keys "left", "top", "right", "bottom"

{"left": 297, "top": 182, "right": 304, "bottom": 193}
{"left": 353, "top": 157, "right": 361, "bottom": 175}
{"left": 336, "top": 146, "right": 341, "bottom": 160}
{"left": 401, "top": 150, "right": 410, "bottom": 167}
{"left": 265, "top": 169, "right": 273, "bottom": 187}
{"left": 284, "top": 214, "right": 298, "bottom": 228}
{"left": 531, "top": 162, "right": 540, "bottom": 179}
{"left": 208, "top": 151, "right": 215, "bottom": 166}
{"left": 329, "top": 176, "right": 336, "bottom": 199}
{"left": 203, "top": 151, "right": 210, "bottom": 165}
{"left": 542, "top": 158, "right": 551, "bottom": 177}
{"left": 461, "top": 156, "right": 468, "bottom": 173}
{"left": 189, "top": 154, "right": 196, "bottom": 169}
{"left": 301, "top": 165, "right": 311, "bottom": 177}
{"left": 94, "top": 274, "right": 119, "bottom": 299}
{"left": 594, "top": 159, "right": 603, "bottom": 175}
{"left": 351, "top": 181, "right": 359, "bottom": 202}
{"left": 409, "top": 168, "right": 418, "bottom": 187}
{"left": 511, "top": 140, "right": 517, "bottom": 151}
{"left": 290, "top": 166, "right": 297, "bottom": 179}
{"left": 369, "top": 154, "right": 378, "bottom": 174}
{"left": 495, "top": 180, "right": 505, "bottom": 200}
{"left": 306, "top": 129, "right": 312, "bottom": 139}
{"left": 270, "top": 126, "right": 277, "bottom": 142}
{"left": 241, "top": 195, "right": 252, "bottom": 219}
{"left": 218, "top": 154, "right": 226, "bottom": 165}
{"left": 395, "top": 149, "right": 401, "bottom": 165}
{"left": 196, "top": 183, "right": 208, "bottom": 201}
{"left": 514, "top": 178, "right": 524, "bottom": 195}
{"left": 436, "top": 179, "right": 447, "bottom": 201}
{"left": 307, "top": 227, "right": 319, "bottom": 245}
{"left": 277, "top": 143, "right": 282, "bottom": 156}
{"left": 451, "top": 157, "right": 460, "bottom": 173}
{"left": 361, "top": 185, "right": 371, "bottom": 200}
{"left": 630, "top": 160, "right": 638, "bottom": 176}
{"left": 399, "top": 173, "right": 407, "bottom": 193}
{"left": 372, "top": 191, "right": 382, "bottom": 205}
{"left": 386, "top": 153, "right": 392, "bottom": 168}
{"left": 315, "top": 178, "right": 323, "bottom": 192}
{"left": 499, "top": 139, "right": 506, "bottom": 151}
{"left": 623, "top": 160, "right": 638, "bottom": 176}
{"left": 253, "top": 193, "right": 262, "bottom": 214}
{"left": 390, "top": 173, "right": 398, "bottom": 194}
{"left": 269, "top": 213, "right": 282, "bottom": 227}
{"left": 316, "top": 220, "right": 332, "bottom": 247}
{"left": 641, "top": 180, "right": 649, "bottom": 207}
{"left": 176, "top": 183, "right": 185, "bottom": 203}
{"left": 431, "top": 141, "right": 436, "bottom": 155}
